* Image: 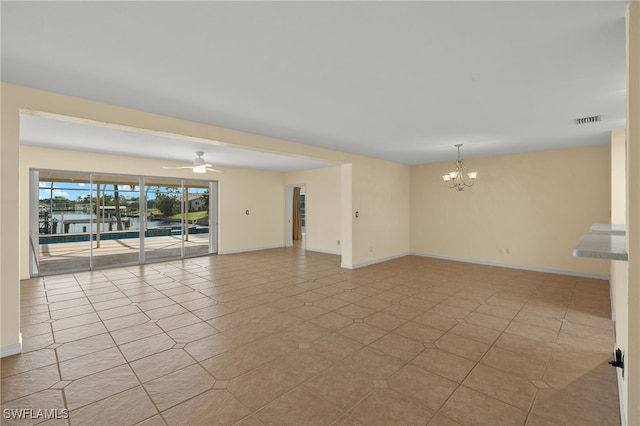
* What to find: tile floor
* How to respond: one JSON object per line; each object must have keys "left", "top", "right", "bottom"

{"left": 1, "top": 248, "right": 621, "bottom": 425}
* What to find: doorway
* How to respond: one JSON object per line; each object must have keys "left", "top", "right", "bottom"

{"left": 285, "top": 184, "right": 306, "bottom": 249}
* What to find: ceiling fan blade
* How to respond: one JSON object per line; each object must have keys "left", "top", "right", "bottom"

{"left": 205, "top": 168, "right": 223, "bottom": 173}
{"left": 162, "top": 165, "right": 195, "bottom": 169}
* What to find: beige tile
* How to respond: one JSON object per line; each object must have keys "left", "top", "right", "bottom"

{"left": 394, "top": 321, "right": 445, "bottom": 343}
{"left": 53, "top": 322, "right": 108, "bottom": 344}
{"left": 309, "top": 312, "right": 353, "bottom": 331}
{"left": 313, "top": 296, "right": 351, "bottom": 311}
{"left": 474, "top": 303, "right": 519, "bottom": 320}
{"left": 428, "top": 304, "right": 471, "bottom": 320}
{"left": 363, "top": 312, "right": 406, "bottom": 331}
{"left": 119, "top": 333, "right": 176, "bottom": 362}
{"left": 370, "top": 332, "right": 424, "bottom": 361}
{"left": 257, "top": 386, "right": 342, "bottom": 426}
{"left": 183, "top": 333, "right": 236, "bottom": 361}
{"left": 156, "top": 312, "right": 202, "bottom": 332}
{"left": 505, "top": 321, "right": 559, "bottom": 344}
{"left": 481, "top": 346, "right": 547, "bottom": 380}
{"left": 388, "top": 364, "right": 458, "bottom": 411}
{"left": 412, "top": 312, "right": 458, "bottom": 331}
{"left": 0, "top": 349, "right": 58, "bottom": 377}
{"left": 309, "top": 332, "right": 364, "bottom": 363}
{"left": 382, "top": 304, "right": 423, "bottom": 321}
{"left": 0, "top": 389, "right": 66, "bottom": 426}
{"left": 428, "top": 414, "right": 463, "bottom": 426}
{"left": 340, "top": 347, "right": 405, "bottom": 380}
{"left": 0, "top": 364, "right": 60, "bottom": 403}
{"left": 110, "top": 322, "right": 164, "bottom": 346}
{"left": 449, "top": 322, "right": 501, "bottom": 345}
{"left": 494, "top": 333, "right": 552, "bottom": 359}
{"left": 59, "top": 347, "right": 126, "bottom": 380}
{"left": 331, "top": 415, "right": 365, "bottom": 426}
{"left": 283, "top": 321, "right": 332, "bottom": 342}
{"left": 465, "top": 311, "right": 511, "bottom": 331}
{"left": 532, "top": 388, "right": 620, "bottom": 426}
{"left": 335, "top": 304, "right": 376, "bottom": 320}
{"left": 161, "top": 389, "right": 250, "bottom": 426}
{"left": 304, "top": 365, "right": 374, "bottom": 411}
{"left": 441, "top": 386, "right": 527, "bottom": 426}
{"left": 165, "top": 322, "right": 219, "bottom": 343}
{"left": 287, "top": 304, "right": 331, "bottom": 321}
{"left": 242, "top": 332, "right": 299, "bottom": 363}
{"left": 102, "top": 312, "right": 150, "bottom": 332}
{"left": 338, "top": 323, "right": 387, "bottom": 345}
{"left": 436, "top": 332, "right": 490, "bottom": 362}
{"left": 69, "top": 386, "right": 157, "bottom": 425}
{"left": 129, "top": 349, "right": 196, "bottom": 383}
{"left": 355, "top": 296, "right": 393, "bottom": 311}
{"left": 348, "top": 389, "right": 433, "bottom": 426}
{"left": 514, "top": 311, "right": 562, "bottom": 332}
{"left": 64, "top": 364, "right": 140, "bottom": 410}
{"left": 144, "top": 364, "right": 214, "bottom": 411}
{"left": 463, "top": 364, "right": 537, "bottom": 411}
{"left": 228, "top": 351, "right": 332, "bottom": 410}
{"left": 21, "top": 332, "right": 55, "bottom": 353}
{"left": 96, "top": 304, "right": 142, "bottom": 321}
{"left": 411, "top": 349, "right": 475, "bottom": 383}
{"left": 55, "top": 333, "right": 116, "bottom": 362}
{"left": 200, "top": 347, "right": 269, "bottom": 380}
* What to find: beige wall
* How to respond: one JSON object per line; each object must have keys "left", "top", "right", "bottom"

{"left": 624, "top": 2, "right": 639, "bottom": 423}
{"left": 1, "top": 84, "right": 21, "bottom": 354}
{"left": 610, "top": 129, "right": 629, "bottom": 421}
{"left": 19, "top": 145, "right": 287, "bottom": 276}
{"left": 351, "top": 160, "right": 411, "bottom": 267}
{"left": 216, "top": 166, "right": 285, "bottom": 255}
{"left": 285, "top": 166, "right": 342, "bottom": 255}
{"left": 411, "top": 145, "right": 611, "bottom": 277}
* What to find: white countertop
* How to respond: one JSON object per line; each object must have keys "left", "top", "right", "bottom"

{"left": 573, "top": 233, "right": 628, "bottom": 261}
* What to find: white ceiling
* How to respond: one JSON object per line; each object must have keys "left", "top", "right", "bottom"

{"left": 1, "top": 1, "right": 629, "bottom": 167}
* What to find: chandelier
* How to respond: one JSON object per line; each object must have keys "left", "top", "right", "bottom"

{"left": 442, "top": 144, "right": 477, "bottom": 191}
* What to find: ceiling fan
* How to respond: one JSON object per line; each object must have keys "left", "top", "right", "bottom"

{"left": 163, "top": 151, "right": 222, "bottom": 174}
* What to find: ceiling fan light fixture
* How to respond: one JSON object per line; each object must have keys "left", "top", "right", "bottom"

{"left": 193, "top": 165, "right": 207, "bottom": 173}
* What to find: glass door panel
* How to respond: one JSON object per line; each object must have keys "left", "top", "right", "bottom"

{"left": 183, "top": 181, "right": 211, "bottom": 257}
{"left": 36, "top": 171, "right": 92, "bottom": 275}
{"left": 144, "top": 178, "right": 184, "bottom": 263}
{"left": 91, "top": 175, "right": 141, "bottom": 269}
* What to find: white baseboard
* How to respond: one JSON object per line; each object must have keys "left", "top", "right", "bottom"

{"left": 617, "top": 367, "right": 626, "bottom": 426}
{"left": 0, "top": 333, "right": 22, "bottom": 358}
{"left": 342, "top": 252, "right": 410, "bottom": 270}
{"left": 218, "top": 244, "right": 285, "bottom": 255}
{"left": 305, "top": 247, "right": 341, "bottom": 256}
{"left": 410, "top": 252, "right": 610, "bottom": 280}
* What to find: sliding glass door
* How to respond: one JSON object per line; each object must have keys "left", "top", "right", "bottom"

{"left": 31, "top": 170, "right": 218, "bottom": 276}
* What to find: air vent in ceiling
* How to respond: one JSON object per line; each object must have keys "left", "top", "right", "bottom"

{"left": 574, "top": 115, "right": 601, "bottom": 125}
